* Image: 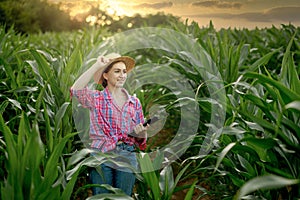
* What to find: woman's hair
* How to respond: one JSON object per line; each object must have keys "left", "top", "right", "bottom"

{"left": 102, "top": 60, "right": 126, "bottom": 88}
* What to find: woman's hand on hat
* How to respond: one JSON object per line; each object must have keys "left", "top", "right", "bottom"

{"left": 97, "top": 55, "right": 111, "bottom": 66}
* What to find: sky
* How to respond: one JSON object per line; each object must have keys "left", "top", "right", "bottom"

{"left": 53, "top": 0, "right": 300, "bottom": 29}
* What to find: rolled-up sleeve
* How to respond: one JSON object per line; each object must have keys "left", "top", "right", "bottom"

{"left": 70, "top": 87, "right": 95, "bottom": 109}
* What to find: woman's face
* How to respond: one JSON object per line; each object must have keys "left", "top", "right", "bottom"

{"left": 103, "top": 61, "right": 127, "bottom": 88}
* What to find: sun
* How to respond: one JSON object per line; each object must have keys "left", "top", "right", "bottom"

{"left": 105, "top": 1, "right": 124, "bottom": 16}
{"left": 104, "top": 0, "right": 134, "bottom": 16}
{"left": 50, "top": 0, "right": 138, "bottom": 26}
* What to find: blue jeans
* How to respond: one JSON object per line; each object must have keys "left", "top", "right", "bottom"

{"left": 89, "top": 143, "right": 137, "bottom": 196}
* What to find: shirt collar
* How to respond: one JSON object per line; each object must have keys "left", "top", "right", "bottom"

{"left": 103, "top": 87, "right": 135, "bottom": 103}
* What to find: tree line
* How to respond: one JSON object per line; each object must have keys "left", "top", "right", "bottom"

{"left": 0, "top": 0, "right": 180, "bottom": 34}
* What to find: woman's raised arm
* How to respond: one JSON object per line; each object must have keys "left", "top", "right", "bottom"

{"left": 71, "top": 56, "right": 110, "bottom": 90}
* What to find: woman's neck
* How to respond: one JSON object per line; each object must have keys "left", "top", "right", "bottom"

{"left": 107, "top": 86, "right": 128, "bottom": 108}
{"left": 107, "top": 85, "right": 123, "bottom": 97}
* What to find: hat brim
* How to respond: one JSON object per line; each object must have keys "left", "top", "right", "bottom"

{"left": 93, "top": 56, "right": 135, "bottom": 84}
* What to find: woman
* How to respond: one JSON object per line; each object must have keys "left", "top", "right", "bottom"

{"left": 70, "top": 53, "right": 148, "bottom": 196}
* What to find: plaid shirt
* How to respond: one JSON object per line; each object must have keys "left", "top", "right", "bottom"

{"left": 71, "top": 87, "right": 146, "bottom": 152}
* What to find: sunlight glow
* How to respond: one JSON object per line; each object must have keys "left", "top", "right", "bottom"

{"left": 105, "top": 0, "right": 127, "bottom": 16}
{"left": 52, "top": 0, "right": 131, "bottom": 24}
{"left": 92, "top": 0, "right": 131, "bottom": 26}
{"left": 106, "top": 7, "right": 115, "bottom": 15}
{"left": 86, "top": 15, "right": 97, "bottom": 26}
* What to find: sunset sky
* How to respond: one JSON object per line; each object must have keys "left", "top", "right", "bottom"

{"left": 52, "top": 0, "right": 300, "bottom": 29}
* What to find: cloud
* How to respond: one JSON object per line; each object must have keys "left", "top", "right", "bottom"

{"left": 192, "top": 1, "right": 242, "bottom": 9}
{"left": 264, "top": 6, "right": 300, "bottom": 22}
{"left": 134, "top": 2, "right": 173, "bottom": 10}
{"left": 184, "top": 6, "right": 300, "bottom": 23}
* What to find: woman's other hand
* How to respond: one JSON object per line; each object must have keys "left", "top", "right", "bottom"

{"left": 133, "top": 123, "right": 148, "bottom": 138}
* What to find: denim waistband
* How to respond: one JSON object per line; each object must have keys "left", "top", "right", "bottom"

{"left": 116, "top": 142, "right": 135, "bottom": 152}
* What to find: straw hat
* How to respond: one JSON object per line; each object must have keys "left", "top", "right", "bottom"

{"left": 93, "top": 53, "right": 135, "bottom": 84}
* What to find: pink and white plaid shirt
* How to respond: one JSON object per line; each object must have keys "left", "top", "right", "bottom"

{"left": 70, "top": 87, "right": 146, "bottom": 152}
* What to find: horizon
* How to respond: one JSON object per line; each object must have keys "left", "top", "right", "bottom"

{"left": 51, "top": 0, "right": 300, "bottom": 30}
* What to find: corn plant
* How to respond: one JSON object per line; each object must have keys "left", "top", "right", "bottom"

{"left": 135, "top": 152, "right": 196, "bottom": 200}
{"left": 1, "top": 22, "right": 300, "bottom": 200}
{"left": 163, "top": 23, "right": 300, "bottom": 199}
{"left": 0, "top": 112, "right": 79, "bottom": 199}
{"left": 212, "top": 32, "right": 300, "bottom": 199}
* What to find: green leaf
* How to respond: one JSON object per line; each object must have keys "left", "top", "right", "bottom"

{"left": 22, "top": 119, "right": 44, "bottom": 199}
{"left": 43, "top": 101, "right": 53, "bottom": 153}
{"left": 0, "top": 100, "right": 9, "bottom": 114}
{"left": 54, "top": 102, "right": 70, "bottom": 137}
{"left": 235, "top": 175, "right": 299, "bottom": 199}
{"left": 239, "top": 109, "right": 299, "bottom": 151}
{"left": 228, "top": 173, "right": 245, "bottom": 187}
{"left": 34, "top": 80, "right": 48, "bottom": 118}
{"left": 184, "top": 180, "right": 197, "bottom": 200}
{"left": 280, "top": 33, "right": 300, "bottom": 94}
{"left": 35, "top": 132, "right": 77, "bottom": 196}
{"left": 285, "top": 101, "right": 300, "bottom": 111}
{"left": 159, "top": 165, "right": 174, "bottom": 197}
{"left": 0, "top": 114, "right": 23, "bottom": 199}
{"left": 173, "top": 162, "right": 192, "bottom": 190}
{"left": 249, "top": 49, "right": 279, "bottom": 71}
{"left": 214, "top": 142, "right": 236, "bottom": 173}
{"left": 7, "top": 98, "right": 22, "bottom": 110}
{"left": 30, "top": 49, "right": 65, "bottom": 104}
{"left": 11, "top": 86, "right": 39, "bottom": 93}
{"left": 66, "top": 148, "right": 92, "bottom": 167}
{"left": 138, "top": 153, "right": 160, "bottom": 200}
{"left": 61, "top": 169, "right": 81, "bottom": 200}
{"left": 86, "top": 193, "right": 133, "bottom": 200}
{"left": 62, "top": 40, "right": 83, "bottom": 98}
{"left": 242, "top": 137, "right": 276, "bottom": 162}
{"left": 237, "top": 155, "right": 256, "bottom": 177}
{"left": 66, "top": 154, "right": 106, "bottom": 181}
{"left": 30, "top": 49, "right": 53, "bottom": 82}
{"left": 243, "top": 93, "right": 274, "bottom": 121}
{"left": 244, "top": 72, "right": 300, "bottom": 103}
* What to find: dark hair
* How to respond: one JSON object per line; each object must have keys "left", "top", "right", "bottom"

{"left": 102, "top": 60, "right": 126, "bottom": 88}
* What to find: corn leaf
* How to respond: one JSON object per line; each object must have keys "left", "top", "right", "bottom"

{"left": 138, "top": 153, "right": 160, "bottom": 200}
{"left": 235, "top": 175, "right": 299, "bottom": 199}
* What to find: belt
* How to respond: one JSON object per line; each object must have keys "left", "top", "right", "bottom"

{"left": 116, "top": 141, "right": 135, "bottom": 152}
{"left": 117, "top": 141, "right": 124, "bottom": 145}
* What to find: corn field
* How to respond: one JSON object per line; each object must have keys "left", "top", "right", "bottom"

{"left": 0, "top": 22, "right": 300, "bottom": 200}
